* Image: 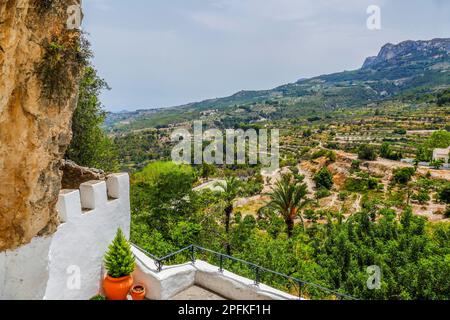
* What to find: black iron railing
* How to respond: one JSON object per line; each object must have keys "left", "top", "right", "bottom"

{"left": 132, "top": 243, "right": 357, "bottom": 300}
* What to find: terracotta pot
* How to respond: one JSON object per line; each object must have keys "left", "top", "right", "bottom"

{"left": 131, "top": 284, "right": 146, "bottom": 300}
{"left": 103, "top": 275, "right": 133, "bottom": 300}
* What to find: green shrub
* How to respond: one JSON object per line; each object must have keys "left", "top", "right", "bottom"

{"left": 393, "top": 128, "right": 407, "bottom": 135}
{"left": 37, "top": 33, "right": 91, "bottom": 102}
{"left": 430, "top": 159, "right": 444, "bottom": 169}
{"left": 327, "top": 151, "right": 337, "bottom": 163}
{"left": 392, "top": 167, "right": 415, "bottom": 185}
{"left": 351, "top": 160, "right": 361, "bottom": 171}
{"left": 412, "top": 191, "right": 430, "bottom": 204}
{"left": 367, "top": 177, "right": 379, "bottom": 190}
{"left": 444, "top": 206, "right": 450, "bottom": 218}
{"left": 90, "top": 294, "right": 106, "bottom": 300}
{"left": 358, "top": 144, "right": 377, "bottom": 161}
{"left": 303, "top": 209, "right": 318, "bottom": 221}
{"left": 325, "top": 142, "right": 339, "bottom": 150}
{"left": 313, "top": 167, "right": 334, "bottom": 190}
{"left": 338, "top": 191, "right": 349, "bottom": 201}
{"left": 344, "top": 172, "right": 380, "bottom": 192}
{"left": 311, "top": 149, "right": 328, "bottom": 160}
{"left": 104, "top": 229, "right": 135, "bottom": 278}
{"left": 380, "top": 142, "right": 402, "bottom": 160}
{"left": 303, "top": 129, "right": 312, "bottom": 137}
{"left": 315, "top": 188, "right": 331, "bottom": 199}
{"left": 438, "top": 183, "right": 450, "bottom": 204}
{"left": 437, "top": 88, "right": 450, "bottom": 106}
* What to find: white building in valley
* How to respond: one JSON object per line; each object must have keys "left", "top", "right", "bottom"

{"left": 433, "top": 147, "right": 450, "bottom": 163}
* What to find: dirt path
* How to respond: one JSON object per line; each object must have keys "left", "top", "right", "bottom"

{"left": 260, "top": 167, "right": 292, "bottom": 193}
{"left": 351, "top": 194, "right": 362, "bottom": 213}
{"left": 193, "top": 179, "right": 225, "bottom": 192}
{"left": 297, "top": 164, "right": 316, "bottom": 198}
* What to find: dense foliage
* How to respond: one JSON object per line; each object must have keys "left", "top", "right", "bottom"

{"left": 66, "top": 66, "right": 119, "bottom": 171}
{"left": 129, "top": 162, "right": 450, "bottom": 300}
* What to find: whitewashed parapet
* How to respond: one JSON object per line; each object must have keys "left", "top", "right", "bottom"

{"left": 0, "top": 173, "right": 131, "bottom": 300}
{"left": 44, "top": 173, "right": 131, "bottom": 300}
{"left": 57, "top": 173, "right": 130, "bottom": 221}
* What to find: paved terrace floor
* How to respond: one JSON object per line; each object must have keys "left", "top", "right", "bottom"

{"left": 169, "top": 286, "right": 227, "bottom": 300}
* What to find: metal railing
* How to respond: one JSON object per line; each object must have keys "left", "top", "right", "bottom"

{"left": 132, "top": 243, "right": 357, "bottom": 300}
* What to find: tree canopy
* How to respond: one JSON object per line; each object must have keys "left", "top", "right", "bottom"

{"left": 66, "top": 66, "right": 118, "bottom": 171}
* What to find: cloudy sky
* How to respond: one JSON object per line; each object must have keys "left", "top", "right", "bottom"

{"left": 82, "top": 0, "right": 450, "bottom": 112}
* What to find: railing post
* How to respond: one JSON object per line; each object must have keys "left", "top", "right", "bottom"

{"left": 190, "top": 245, "right": 196, "bottom": 264}
{"left": 218, "top": 254, "right": 224, "bottom": 273}
{"left": 254, "top": 267, "right": 260, "bottom": 286}
{"left": 297, "top": 281, "right": 304, "bottom": 300}
{"left": 156, "top": 260, "right": 163, "bottom": 272}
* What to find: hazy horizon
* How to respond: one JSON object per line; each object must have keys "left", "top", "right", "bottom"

{"left": 83, "top": 0, "right": 450, "bottom": 112}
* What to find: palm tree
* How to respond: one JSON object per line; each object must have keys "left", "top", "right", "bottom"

{"left": 215, "top": 177, "right": 240, "bottom": 234}
{"left": 267, "top": 174, "right": 309, "bottom": 237}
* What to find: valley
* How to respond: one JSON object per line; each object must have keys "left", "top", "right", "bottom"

{"left": 111, "top": 39, "right": 450, "bottom": 300}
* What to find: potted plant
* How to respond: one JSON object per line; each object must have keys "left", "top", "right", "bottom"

{"left": 131, "top": 284, "right": 146, "bottom": 300}
{"left": 103, "top": 228, "right": 136, "bottom": 300}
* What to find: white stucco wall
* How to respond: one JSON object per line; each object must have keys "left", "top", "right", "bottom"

{"left": 0, "top": 173, "right": 131, "bottom": 300}
{"left": 0, "top": 236, "right": 53, "bottom": 300}
{"left": 131, "top": 246, "right": 299, "bottom": 301}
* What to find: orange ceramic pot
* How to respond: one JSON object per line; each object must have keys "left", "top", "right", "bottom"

{"left": 103, "top": 275, "right": 133, "bottom": 300}
{"left": 131, "top": 284, "right": 146, "bottom": 300}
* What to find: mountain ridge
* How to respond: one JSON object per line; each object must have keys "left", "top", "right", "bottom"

{"left": 106, "top": 38, "right": 450, "bottom": 131}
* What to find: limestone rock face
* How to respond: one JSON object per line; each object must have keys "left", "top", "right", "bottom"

{"left": 61, "top": 160, "right": 106, "bottom": 190}
{"left": 0, "top": 0, "right": 82, "bottom": 251}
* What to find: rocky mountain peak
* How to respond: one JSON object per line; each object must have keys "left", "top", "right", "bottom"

{"left": 362, "top": 38, "right": 450, "bottom": 69}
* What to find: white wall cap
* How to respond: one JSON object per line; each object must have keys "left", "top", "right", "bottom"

{"left": 106, "top": 173, "right": 129, "bottom": 199}
{"left": 80, "top": 180, "right": 108, "bottom": 210}
{"left": 57, "top": 190, "right": 81, "bottom": 222}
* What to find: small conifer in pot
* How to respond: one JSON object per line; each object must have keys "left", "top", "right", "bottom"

{"left": 102, "top": 228, "right": 135, "bottom": 300}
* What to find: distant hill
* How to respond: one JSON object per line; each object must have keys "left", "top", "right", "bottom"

{"left": 106, "top": 38, "right": 450, "bottom": 132}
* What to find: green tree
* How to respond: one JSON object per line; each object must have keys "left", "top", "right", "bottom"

{"left": 351, "top": 160, "right": 361, "bottom": 171}
{"left": 313, "top": 167, "right": 334, "bottom": 190}
{"left": 200, "top": 163, "right": 216, "bottom": 180}
{"left": 438, "top": 183, "right": 450, "bottom": 204}
{"left": 130, "top": 161, "right": 198, "bottom": 250}
{"left": 392, "top": 167, "right": 415, "bottom": 185}
{"left": 430, "top": 159, "right": 444, "bottom": 169}
{"left": 380, "top": 142, "right": 402, "bottom": 160}
{"left": 66, "top": 66, "right": 118, "bottom": 171}
{"left": 437, "top": 88, "right": 450, "bottom": 106}
{"left": 215, "top": 177, "right": 241, "bottom": 235}
{"left": 418, "top": 130, "right": 450, "bottom": 161}
{"left": 358, "top": 144, "right": 377, "bottom": 161}
{"left": 132, "top": 161, "right": 195, "bottom": 216}
{"left": 215, "top": 177, "right": 241, "bottom": 254}
{"left": 267, "top": 174, "right": 309, "bottom": 236}
{"left": 380, "top": 142, "right": 391, "bottom": 158}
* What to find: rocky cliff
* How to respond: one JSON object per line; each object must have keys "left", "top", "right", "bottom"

{"left": 362, "top": 38, "right": 450, "bottom": 69}
{"left": 0, "top": 0, "right": 83, "bottom": 251}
